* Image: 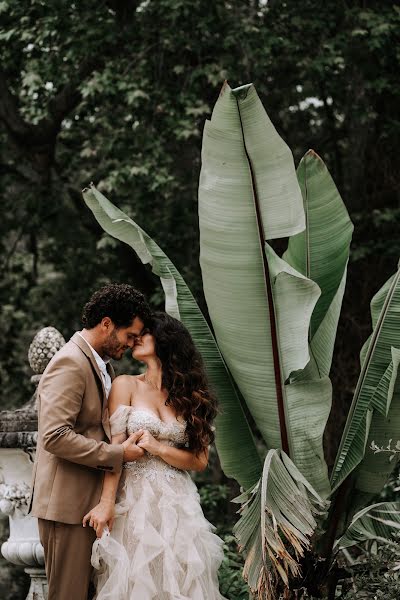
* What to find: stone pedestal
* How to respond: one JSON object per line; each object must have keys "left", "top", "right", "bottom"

{"left": 0, "top": 425, "right": 45, "bottom": 600}
{"left": 24, "top": 569, "right": 48, "bottom": 600}
{"left": 0, "top": 326, "right": 65, "bottom": 600}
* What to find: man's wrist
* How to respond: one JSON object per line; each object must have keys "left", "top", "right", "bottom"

{"left": 114, "top": 442, "right": 124, "bottom": 467}
{"left": 122, "top": 444, "right": 131, "bottom": 462}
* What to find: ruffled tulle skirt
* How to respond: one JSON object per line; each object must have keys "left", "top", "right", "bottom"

{"left": 91, "top": 458, "right": 227, "bottom": 599}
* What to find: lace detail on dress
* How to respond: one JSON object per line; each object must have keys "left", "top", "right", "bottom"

{"left": 126, "top": 407, "right": 188, "bottom": 441}
{"left": 126, "top": 408, "right": 188, "bottom": 482}
{"left": 123, "top": 456, "right": 181, "bottom": 482}
{"left": 111, "top": 405, "right": 189, "bottom": 482}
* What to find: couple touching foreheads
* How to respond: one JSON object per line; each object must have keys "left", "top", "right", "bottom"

{"left": 29, "top": 283, "right": 227, "bottom": 600}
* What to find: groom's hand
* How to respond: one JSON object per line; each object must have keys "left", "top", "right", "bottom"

{"left": 122, "top": 430, "right": 145, "bottom": 462}
{"left": 82, "top": 500, "right": 115, "bottom": 538}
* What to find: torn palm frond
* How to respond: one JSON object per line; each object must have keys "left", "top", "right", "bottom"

{"left": 233, "top": 449, "right": 329, "bottom": 598}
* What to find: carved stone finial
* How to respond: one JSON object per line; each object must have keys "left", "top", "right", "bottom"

{"left": 28, "top": 327, "right": 65, "bottom": 376}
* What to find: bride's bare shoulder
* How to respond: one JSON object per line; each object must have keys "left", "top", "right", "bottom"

{"left": 131, "top": 374, "right": 145, "bottom": 383}
{"left": 109, "top": 375, "right": 137, "bottom": 409}
{"left": 112, "top": 374, "right": 139, "bottom": 387}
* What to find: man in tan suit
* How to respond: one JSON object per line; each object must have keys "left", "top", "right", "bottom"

{"left": 29, "top": 283, "right": 152, "bottom": 600}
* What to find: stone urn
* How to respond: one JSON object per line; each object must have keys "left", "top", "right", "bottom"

{"left": 0, "top": 327, "right": 65, "bottom": 600}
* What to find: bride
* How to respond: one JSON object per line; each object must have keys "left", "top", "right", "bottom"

{"left": 82, "top": 311, "right": 227, "bottom": 599}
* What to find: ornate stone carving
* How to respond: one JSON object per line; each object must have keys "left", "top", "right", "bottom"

{"left": 0, "top": 431, "right": 38, "bottom": 448}
{"left": 1, "top": 540, "right": 44, "bottom": 568}
{"left": 28, "top": 326, "right": 65, "bottom": 375}
{"left": 0, "top": 325, "right": 66, "bottom": 600}
{"left": 0, "top": 482, "right": 31, "bottom": 516}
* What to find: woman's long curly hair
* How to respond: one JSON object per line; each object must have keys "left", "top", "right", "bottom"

{"left": 149, "top": 311, "right": 218, "bottom": 454}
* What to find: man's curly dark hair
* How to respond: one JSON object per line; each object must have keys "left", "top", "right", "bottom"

{"left": 81, "top": 284, "right": 152, "bottom": 329}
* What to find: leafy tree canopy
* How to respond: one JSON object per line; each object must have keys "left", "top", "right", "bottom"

{"left": 0, "top": 0, "right": 399, "bottom": 423}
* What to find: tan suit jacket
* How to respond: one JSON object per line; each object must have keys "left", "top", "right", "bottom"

{"left": 29, "top": 332, "right": 124, "bottom": 524}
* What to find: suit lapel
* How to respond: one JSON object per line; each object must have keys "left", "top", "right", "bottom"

{"left": 71, "top": 332, "right": 112, "bottom": 439}
{"left": 102, "top": 362, "right": 116, "bottom": 439}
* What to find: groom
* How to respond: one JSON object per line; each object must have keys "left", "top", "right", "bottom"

{"left": 29, "top": 283, "right": 152, "bottom": 600}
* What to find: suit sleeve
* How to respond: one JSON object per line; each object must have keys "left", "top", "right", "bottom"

{"left": 39, "top": 354, "right": 124, "bottom": 473}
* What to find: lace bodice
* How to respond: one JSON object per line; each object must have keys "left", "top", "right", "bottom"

{"left": 109, "top": 405, "right": 189, "bottom": 482}
{"left": 110, "top": 405, "right": 188, "bottom": 444}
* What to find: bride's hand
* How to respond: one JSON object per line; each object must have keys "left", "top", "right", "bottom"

{"left": 136, "top": 429, "right": 162, "bottom": 456}
{"left": 82, "top": 499, "right": 115, "bottom": 538}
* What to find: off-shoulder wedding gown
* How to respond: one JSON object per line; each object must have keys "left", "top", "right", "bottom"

{"left": 91, "top": 404, "right": 227, "bottom": 600}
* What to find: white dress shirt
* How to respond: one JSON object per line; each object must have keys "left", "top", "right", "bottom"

{"left": 77, "top": 332, "right": 112, "bottom": 398}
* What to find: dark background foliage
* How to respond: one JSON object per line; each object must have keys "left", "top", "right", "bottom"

{"left": 1, "top": 0, "right": 399, "bottom": 465}
{"left": 1, "top": 2, "right": 399, "bottom": 598}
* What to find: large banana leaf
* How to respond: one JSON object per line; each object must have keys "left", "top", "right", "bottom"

{"left": 283, "top": 150, "right": 354, "bottom": 379}
{"left": 214, "top": 83, "right": 305, "bottom": 240}
{"left": 335, "top": 502, "right": 400, "bottom": 550}
{"left": 233, "top": 449, "right": 328, "bottom": 594}
{"left": 198, "top": 82, "right": 330, "bottom": 496}
{"left": 331, "top": 263, "right": 400, "bottom": 493}
{"left": 82, "top": 184, "right": 262, "bottom": 489}
{"left": 283, "top": 150, "right": 353, "bottom": 380}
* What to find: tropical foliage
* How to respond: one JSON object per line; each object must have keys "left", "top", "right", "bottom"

{"left": 83, "top": 82, "right": 400, "bottom": 598}
{"left": 339, "top": 537, "right": 400, "bottom": 600}
{"left": 1, "top": 2, "right": 400, "bottom": 599}
{"left": 1, "top": 1, "right": 400, "bottom": 425}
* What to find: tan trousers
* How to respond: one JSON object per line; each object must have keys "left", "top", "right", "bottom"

{"left": 38, "top": 518, "right": 97, "bottom": 600}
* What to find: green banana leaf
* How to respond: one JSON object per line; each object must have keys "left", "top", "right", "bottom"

{"left": 331, "top": 263, "right": 400, "bottom": 493}
{"left": 214, "top": 82, "right": 306, "bottom": 240}
{"left": 344, "top": 347, "right": 400, "bottom": 520}
{"left": 233, "top": 449, "right": 328, "bottom": 593}
{"left": 198, "top": 82, "right": 330, "bottom": 496}
{"left": 335, "top": 502, "right": 400, "bottom": 550}
{"left": 82, "top": 183, "right": 262, "bottom": 489}
{"left": 283, "top": 150, "right": 353, "bottom": 380}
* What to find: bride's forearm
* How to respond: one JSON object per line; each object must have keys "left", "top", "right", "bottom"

{"left": 157, "top": 444, "right": 208, "bottom": 471}
{"left": 99, "top": 470, "right": 122, "bottom": 505}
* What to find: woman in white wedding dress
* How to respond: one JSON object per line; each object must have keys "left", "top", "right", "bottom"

{"left": 83, "top": 312, "right": 227, "bottom": 600}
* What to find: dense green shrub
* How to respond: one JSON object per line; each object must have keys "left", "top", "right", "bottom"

{"left": 338, "top": 541, "right": 400, "bottom": 599}
{"left": 332, "top": 467, "right": 400, "bottom": 599}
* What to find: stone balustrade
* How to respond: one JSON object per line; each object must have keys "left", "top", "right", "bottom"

{"left": 0, "top": 326, "right": 66, "bottom": 600}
